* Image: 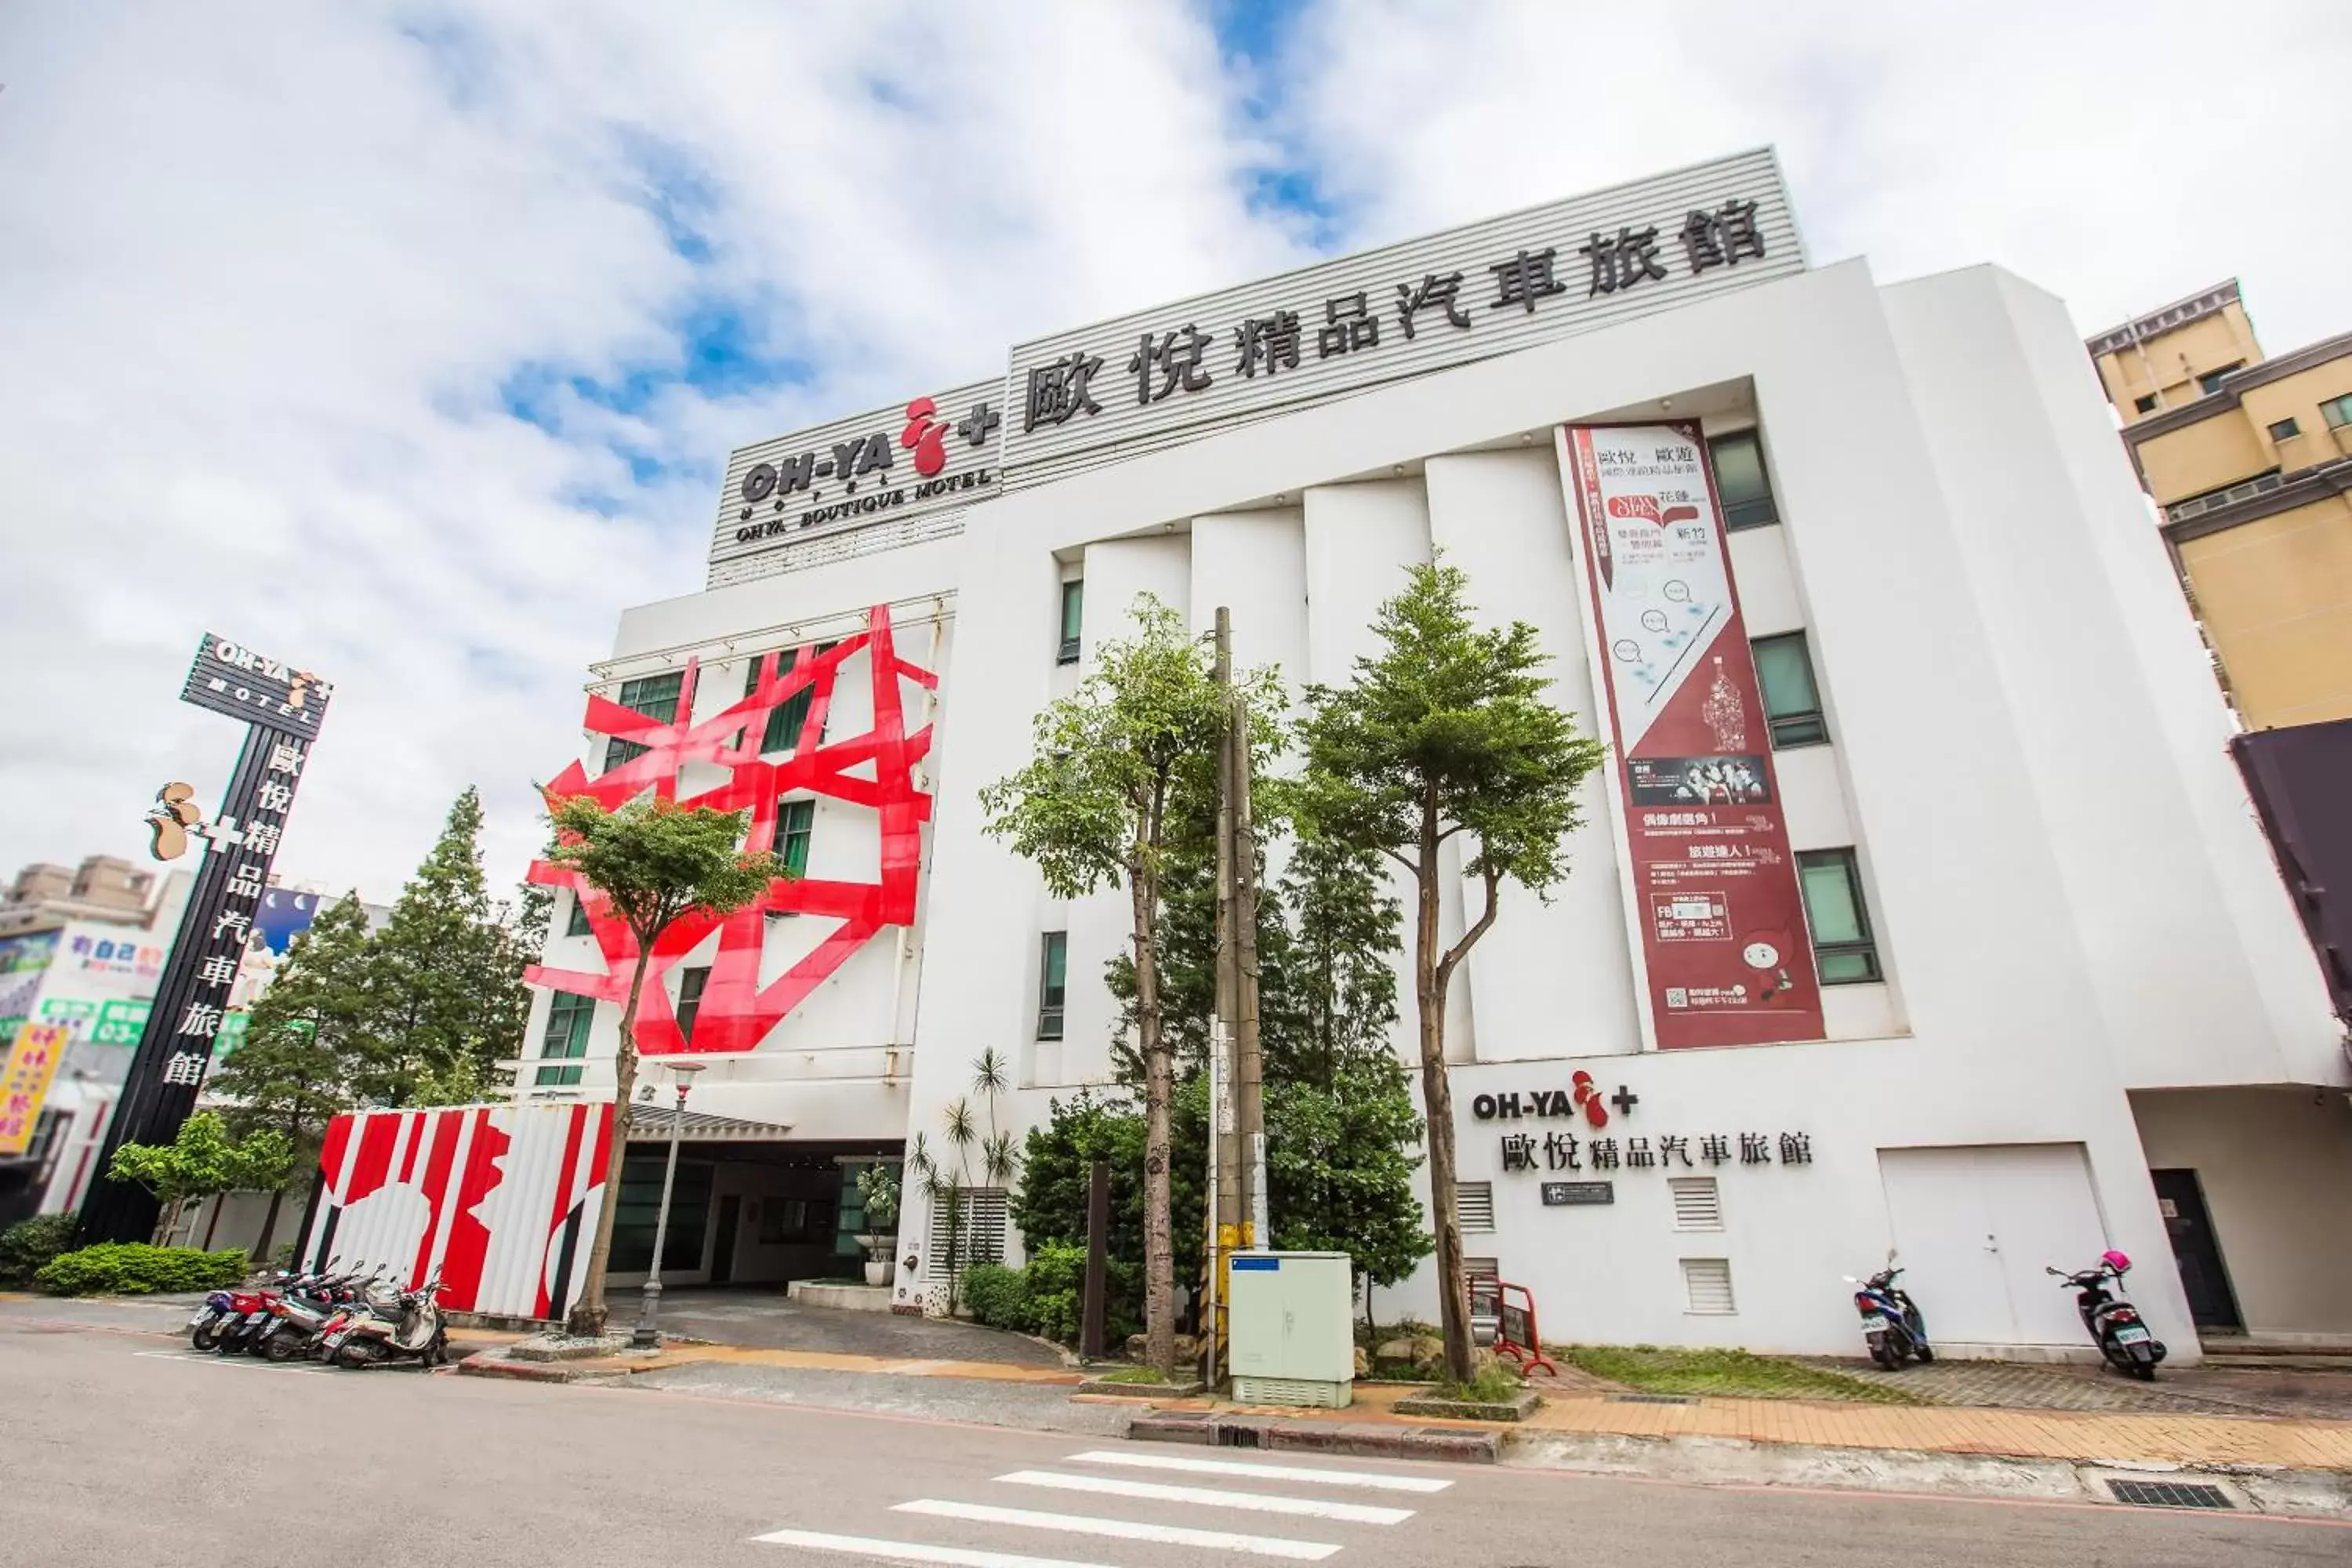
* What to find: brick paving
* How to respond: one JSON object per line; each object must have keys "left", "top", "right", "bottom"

{"left": 1802, "top": 1355, "right": 2352, "bottom": 1421}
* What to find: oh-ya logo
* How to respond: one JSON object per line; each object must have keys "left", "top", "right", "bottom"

{"left": 737, "top": 395, "right": 1001, "bottom": 523}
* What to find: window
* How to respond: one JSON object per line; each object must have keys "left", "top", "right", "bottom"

{"left": 603, "top": 672, "right": 682, "bottom": 774}
{"left": 2322, "top": 394, "right": 2352, "bottom": 430}
{"left": 1456, "top": 1181, "right": 1496, "bottom": 1232}
{"left": 775, "top": 799, "right": 815, "bottom": 879}
{"left": 610, "top": 1152, "right": 712, "bottom": 1273}
{"left": 1669, "top": 1177, "right": 1722, "bottom": 1232}
{"left": 2198, "top": 363, "right": 2243, "bottom": 396}
{"left": 1707, "top": 430, "right": 1778, "bottom": 531}
{"left": 675, "top": 967, "right": 710, "bottom": 1046}
{"left": 926, "top": 1187, "right": 1008, "bottom": 1277}
{"left": 535, "top": 992, "right": 595, "bottom": 1087}
{"left": 1751, "top": 633, "right": 1828, "bottom": 748}
{"left": 757, "top": 643, "right": 837, "bottom": 753}
{"left": 1058, "top": 579, "right": 1084, "bottom": 665}
{"left": 564, "top": 895, "right": 593, "bottom": 938}
{"left": 2267, "top": 416, "right": 2301, "bottom": 442}
{"left": 1798, "top": 848, "right": 1881, "bottom": 984}
{"left": 2132, "top": 393, "right": 2160, "bottom": 415}
{"left": 1036, "top": 931, "right": 1068, "bottom": 1040}
{"left": 1682, "top": 1257, "right": 1737, "bottom": 1314}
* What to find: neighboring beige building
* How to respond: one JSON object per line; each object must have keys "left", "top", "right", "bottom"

{"left": 2087, "top": 281, "right": 2352, "bottom": 730}
{"left": 0, "top": 855, "right": 188, "bottom": 938}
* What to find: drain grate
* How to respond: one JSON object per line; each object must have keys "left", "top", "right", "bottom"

{"left": 1606, "top": 1393, "right": 1700, "bottom": 1406}
{"left": 2107, "top": 1479, "right": 2234, "bottom": 1511}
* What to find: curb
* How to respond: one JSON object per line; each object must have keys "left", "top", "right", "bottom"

{"left": 456, "top": 1350, "right": 579, "bottom": 1384}
{"left": 1126, "top": 1409, "right": 1501, "bottom": 1465}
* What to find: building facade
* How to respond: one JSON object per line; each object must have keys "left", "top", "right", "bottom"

{"left": 2086, "top": 282, "right": 2352, "bottom": 731}
{"left": 511, "top": 151, "right": 2350, "bottom": 1356}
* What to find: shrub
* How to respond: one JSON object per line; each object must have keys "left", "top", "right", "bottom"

{"left": 35, "top": 1243, "right": 248, "bottom": 1297}
{"left": 960, "top": 1263, "right": 1033, "bottom": 1332}
{"left": 0, "top": 1213, "right": 80, "bottom": 1286}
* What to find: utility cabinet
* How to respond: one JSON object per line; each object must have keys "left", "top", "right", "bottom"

{"left": 1227, "top": 1250, "right": 1355, "bottom": 1408}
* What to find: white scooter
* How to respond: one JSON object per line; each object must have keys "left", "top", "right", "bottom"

{"left": 321, "top": 1275, "right": 451, "bottom": 1370}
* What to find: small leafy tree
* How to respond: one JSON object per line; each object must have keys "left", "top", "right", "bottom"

{"left": 980, "top": 595, "right": 1271, "bottom": 1377}
{"left": 1298, "top": 560, "right": 1606, "bottom": 1382}
{"left": 210, "top": 890, "right": 374, "bottom": 1261}
{"left": 545, "top": 794, "right": 784, "bottom": 1334}
{"left": 855, "top": 1163, "right": 901, "bottom": 1258}
{"left": 107, "top": 1112, "right": 294, "bottom": 1248}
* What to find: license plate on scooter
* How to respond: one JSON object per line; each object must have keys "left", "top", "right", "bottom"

{"left": 1857, "top": 1315, "right": 1889, "bottom": 1330}
{"left": 188, "top": 1311, "right": 213, "bottom": 1329}
{"left": 2113, "top": 1325, "right": 2151, "bottom": 1345}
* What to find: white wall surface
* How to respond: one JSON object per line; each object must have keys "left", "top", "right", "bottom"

{"left": 1879, "top": 267, "right": 2342, "bottom": 1093}
{"left": 1423, "top": 448, "right": 1641, "bottom": 1062}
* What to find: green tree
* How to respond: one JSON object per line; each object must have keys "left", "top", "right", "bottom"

{"left": 1297, "top": 560, "right": 1606, "bottom": 1382}
{"left": 979, "top": 595, "right": 1252, "bottom": 1377}
{"left": 360, "top": 788, "right": 531, "bottom": 1104}
{"left": 107, "top": 1112, "right": 294, "bottom": 1247}
{"left": 209, "top": 890, "right": 374, "bottom": 1261}
{"left": 1105, "top": 819, "right": 1431, "bottom": 1319}
{"left": 545, "top": 793, "right": 783, "bottom": 1335}
{"left": 1011, "top": 1085, "right": 1205, "bottom": 1339}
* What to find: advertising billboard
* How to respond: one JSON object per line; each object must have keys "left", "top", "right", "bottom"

{"left": 1563, "top": 423, "right": 1824, "bottom": 1049}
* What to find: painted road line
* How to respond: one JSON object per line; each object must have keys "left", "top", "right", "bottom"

{"left": 132, "top": 1350, "right": 329, "bottom": 1374}
{"left": 750, "top": 1528, "right": 1112, "bottom": 1567}
{"left": 895, "top": 1499, "right": 1339, "bottom": 1561}
{"left": 993, "top": 1471, "right": 1414, "bottom": 1526}
{"left": 1065, "top": 1450, "right": 1452, "bottom": 1494}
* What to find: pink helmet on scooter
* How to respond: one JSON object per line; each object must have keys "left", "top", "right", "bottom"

{"left": 2101, "top": 1250, "right": 2132, "bottom": 1274}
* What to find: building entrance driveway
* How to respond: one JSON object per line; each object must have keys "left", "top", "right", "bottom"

{"left": 654, "top": 1286, "right": 1065, "bottom": 1367}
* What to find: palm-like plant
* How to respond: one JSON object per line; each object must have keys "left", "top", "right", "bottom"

{"left": 909, "top": 1053, "right": 1024, "bottom": 1314}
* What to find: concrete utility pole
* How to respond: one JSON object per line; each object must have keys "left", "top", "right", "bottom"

{"left": 1231, "top": 644, "right": 1267, "bottom": 1252}
{"left": 1208, "top": 609, "right": 1242, "bottom": 1387}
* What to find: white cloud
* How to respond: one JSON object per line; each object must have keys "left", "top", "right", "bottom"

{"left": 0, "top": 0, "right": 1297, "bottom": 903}
{"left": 4, "top": 1, "right": 2343, "bottom": 910}
{"left": 1274, "top": 0, "right": 2352, "bottom": 345}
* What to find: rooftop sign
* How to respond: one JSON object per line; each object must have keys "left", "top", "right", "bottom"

{"left": 706, "top": 148, "right": 1804, "bottom": 585}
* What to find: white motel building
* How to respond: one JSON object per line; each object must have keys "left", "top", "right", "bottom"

{"left": 509, "top": 151, "right": 2350, "bottom": 1361}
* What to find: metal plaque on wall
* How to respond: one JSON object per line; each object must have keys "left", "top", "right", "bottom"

{"left": 1542, "top": 1181, "right": 1617, "bottom": 1207}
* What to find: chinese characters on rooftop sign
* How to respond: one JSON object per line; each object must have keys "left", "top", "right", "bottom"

{"left": 706, "top": 148, "right": 1804, "bottom": 586}
{"left": 1001, "top": 147, "right": 1801, "bottom": 492}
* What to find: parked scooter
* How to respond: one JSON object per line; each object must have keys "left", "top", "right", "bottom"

{"left": 2049, "top": 1250, "right": 2165, "bottom": 1381}
{"left": 209, "top": 1279, "right": 289, "bottom": 1356}
{"left": 188, "top": 1288, "right": 239, "bottom": 1352}
{"left": 1844, "top": 1254, "right": 1933, "bottom": 1369}
{"left": 251, "top": 1260, "right": 377, "bottom": 1363}
{"left": 321, "top": 1275, "right": 450, "bottom": 1370}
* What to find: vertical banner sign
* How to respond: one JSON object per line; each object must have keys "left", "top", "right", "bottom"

{"left": 78, "top": 633, "right": 330, "bottom": 1244}
{"left": 0, "top": 1022, "right": 71, "bottom": 1157}
{"left": 1564, "top": 424, "right": 1824, "bottom": 1048}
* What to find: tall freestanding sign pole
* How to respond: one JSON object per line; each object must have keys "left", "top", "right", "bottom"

{"left": 78, "top": 634, "right": 332, "bottom": 1245}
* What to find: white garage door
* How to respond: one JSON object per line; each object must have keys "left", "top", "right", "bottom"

{"left": 1877, "top": 1144, "right": 2111, "bottom": 1348}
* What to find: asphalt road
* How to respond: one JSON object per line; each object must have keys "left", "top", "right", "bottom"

{"left": 0, "top": 1323, "right": 2343, "bottom": 1568}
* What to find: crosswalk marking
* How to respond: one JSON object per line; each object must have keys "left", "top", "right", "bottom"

{"left": 751, "top": 1530, "right": 1112, "bottom": 1567}
{"left": 1062, "top": 1450, "right": 1452, "bottom": 1494}
{"left": 895, "top": 1499, "right": 1339, "bottom": 1561}
{"left": 993, "top": 1471, "right": 1415, "bottom": 1526}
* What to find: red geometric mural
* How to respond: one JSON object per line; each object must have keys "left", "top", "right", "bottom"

{"left": 526, "top": 603, "right": 937, "bottom": 1056}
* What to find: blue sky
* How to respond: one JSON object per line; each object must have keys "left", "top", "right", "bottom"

{"left": 3, "top": 0, "right": 2346, "bottom": 901}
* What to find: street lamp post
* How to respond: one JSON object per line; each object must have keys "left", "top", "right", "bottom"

{"left": 631, "top": 1059, "right": 706, "bottom": 1350}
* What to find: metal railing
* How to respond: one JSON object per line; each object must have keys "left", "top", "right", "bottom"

{"left": 2167, "top": 471, "right": 2283, "bottom": 524}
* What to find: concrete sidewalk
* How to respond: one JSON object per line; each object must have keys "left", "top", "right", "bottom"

{"left": 461, "top": 1331, "right": 2352, "bottom": 1475}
